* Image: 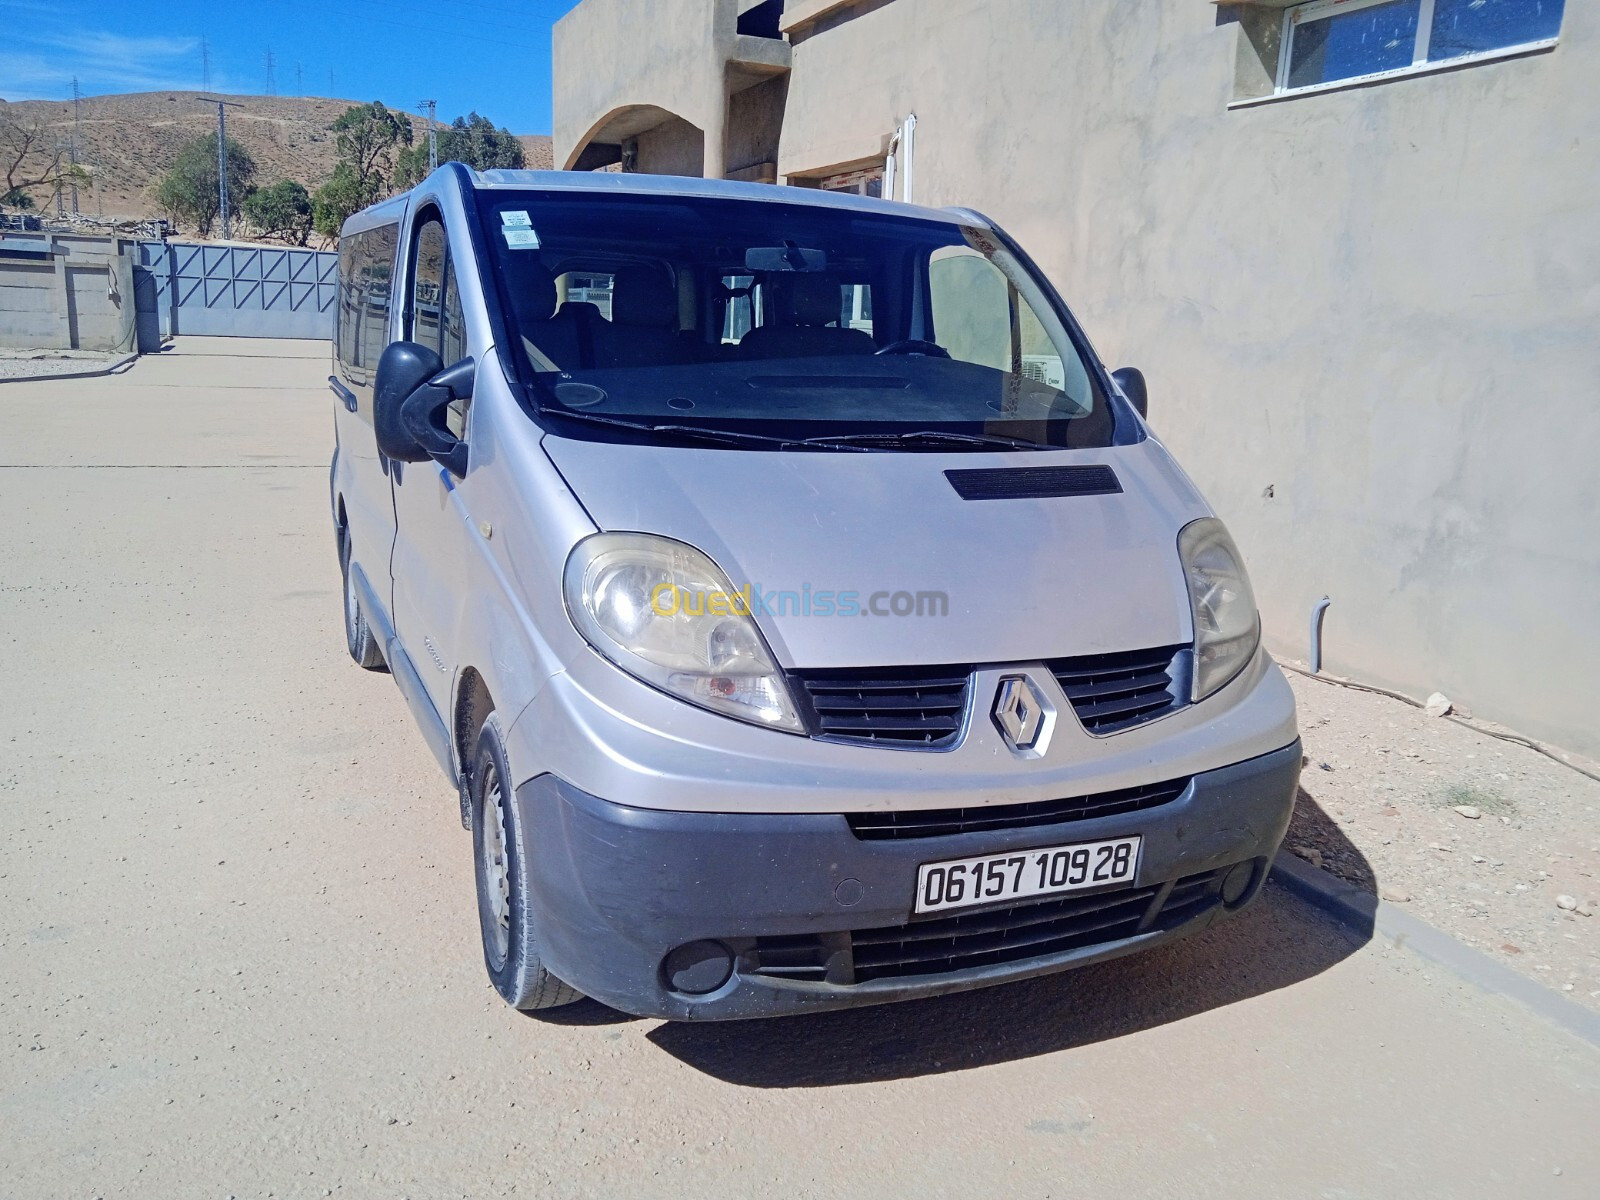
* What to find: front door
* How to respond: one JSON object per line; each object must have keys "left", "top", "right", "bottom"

{"left": 332, "top": 221, "right": 400, "bottom": 590}
{"left": 388, "top": 209, "right": 474, "bottom": 724}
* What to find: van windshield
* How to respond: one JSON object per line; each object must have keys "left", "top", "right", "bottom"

{"left": 475, "top": 189, "right": 1120, "bottom": 451}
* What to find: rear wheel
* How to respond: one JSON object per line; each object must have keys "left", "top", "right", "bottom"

{"left": 471, "top": 715, "right": 582, "bottom": 1011}
{"left": 340, "top": 530, "right": 387, "bottom": 671}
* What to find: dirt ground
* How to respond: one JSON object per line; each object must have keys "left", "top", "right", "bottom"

{"left": 1284, "top": 668, "right": 1600, "bottom": 1010}
{"left": 2, "top": 340, "right": 1598, "bottom": 1198}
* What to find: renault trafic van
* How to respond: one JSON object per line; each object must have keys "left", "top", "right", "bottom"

{"left": 329, "top": 165, "right": 1299, "bottom": 1020}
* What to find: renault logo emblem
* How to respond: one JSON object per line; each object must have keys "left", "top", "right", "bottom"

{"left": 992, "top": 674, "right": 1049, "bottom": 753}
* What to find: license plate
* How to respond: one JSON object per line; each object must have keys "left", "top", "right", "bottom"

{"left": 913, "top": 836, "right": 1142, "bottom": 915}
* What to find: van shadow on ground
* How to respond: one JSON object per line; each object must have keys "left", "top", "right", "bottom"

{"left": 538, "top": 785, "right": 1372, "bottom": 1088}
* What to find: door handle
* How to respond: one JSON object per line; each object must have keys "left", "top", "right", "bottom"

{"left": 329, "top": 376, "right": 358, "bottom": 413}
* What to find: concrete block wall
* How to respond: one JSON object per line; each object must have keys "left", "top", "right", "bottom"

{"left": 0, "top": 245, "right": 137, "bottom": 353}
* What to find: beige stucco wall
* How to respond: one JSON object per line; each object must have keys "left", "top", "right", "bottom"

{"left": 636, "top": 114, "right": 708, "bottom": 176}
{"left": 554, "top": 0, "right": 1600, "bottom": 758}
{"left": 554, "top": 0, "right": 740, "bottom": 174}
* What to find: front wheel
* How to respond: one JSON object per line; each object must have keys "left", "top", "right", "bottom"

{"left": 471, "top": 715, "right": 583, "bottom": 1011}
{"left": 340, "top": 530, "right": 387, "bottom": 671}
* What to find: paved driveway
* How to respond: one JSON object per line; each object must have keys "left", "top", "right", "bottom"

{"left": 2, "top": 338, "right": 1597, "bottom": 1198}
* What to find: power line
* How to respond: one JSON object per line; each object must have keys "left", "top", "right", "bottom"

{"left": 295, "top": 62, "right": 304, "bottom": 98}
{"left": 201, "top": 37, "right": 211, "bottom": 90}
{"left": 264, "top": 47, "right": 277, "bottom": 96}
{"left": 274, "top": 0, "right": 539, "bottom": 50}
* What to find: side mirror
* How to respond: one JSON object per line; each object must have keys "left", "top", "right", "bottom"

{"left": 399, "top": 357, "right": 475, "bottom": 479}
{"left": 375, "top": 341, "right": 442, "bottom": 463}
{"left": 1111, "top": 366, "right": 1148, "bottom": 419}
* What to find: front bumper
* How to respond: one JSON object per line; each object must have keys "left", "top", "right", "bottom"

{"left": 518, "top": 739, "right": 1301, "bottom": 1020}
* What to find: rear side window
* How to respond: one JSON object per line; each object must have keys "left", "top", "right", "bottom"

{"left": 335, "top": 222, "right": 399, "bottom": 382}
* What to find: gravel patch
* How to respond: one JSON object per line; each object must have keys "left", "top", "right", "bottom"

{"left": 0, "top": 351, "right": 132, "bottom": 380}
{"left": 1284, "top": 667, "right": 1600, "bottom": 1011}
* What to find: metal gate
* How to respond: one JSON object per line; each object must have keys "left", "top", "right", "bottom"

{"left": 133, "top": 241, "right": 338, "bottom": 346}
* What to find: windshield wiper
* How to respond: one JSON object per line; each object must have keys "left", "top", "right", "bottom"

{"left": 536, "top": 407, "right": 870, "bottom": 451}
{"left": 799, "top": 429, "right": 1046, "bottom": 451}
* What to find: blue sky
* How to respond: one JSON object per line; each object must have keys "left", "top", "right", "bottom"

{"left": 0, "top": 0, "right": 578, "bottom": 133}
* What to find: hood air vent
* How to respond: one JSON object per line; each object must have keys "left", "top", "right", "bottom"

{"left": 945, "top": 465, "right": 1122, "bottom": 501}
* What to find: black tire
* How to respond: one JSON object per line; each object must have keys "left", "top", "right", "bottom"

{"left": 471, "top": 715, "right": 583, "bottom": 1011}
{"left": 340, "top": 529, "right": 387, "bottom": 671}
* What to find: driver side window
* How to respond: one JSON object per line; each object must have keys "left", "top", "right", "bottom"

{"left": 410, "top": 214, "right": 471, "bottom": 438}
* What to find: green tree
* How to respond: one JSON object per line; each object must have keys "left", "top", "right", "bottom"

{"left": 331, "top": 101, "right": 412, "bottom": 191}
{"left": 1, "top": 185, "right": 35, "bottom": 210}
{"left": 311, "top": 161, "right": 374, "bottom": 240}
{"left": 242, "top": 178, "right": 313, "bottom": 245}
{"left": 312, "top": 101, "right": 413, "bottom": 241}
{"left": 394, "top": 111, "right": 525, "bottom": 187}
{"left": 153, "top": 132, "right": 257, "bottom": 237}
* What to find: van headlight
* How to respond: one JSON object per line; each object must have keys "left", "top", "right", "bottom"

{"left": 1178, "top": 517, "right": 1260, "bottom": 701}
{"left": 563, "top": 532, "right": 804, "bottom": 733}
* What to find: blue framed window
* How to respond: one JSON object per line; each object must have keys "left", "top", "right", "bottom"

{"left": 1279, "top": 0, "right": 1564, "bottom": 93}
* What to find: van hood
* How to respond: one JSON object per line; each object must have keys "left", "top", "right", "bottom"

{"left": 541, "top": 437, "right": 1211, "bottom": 669}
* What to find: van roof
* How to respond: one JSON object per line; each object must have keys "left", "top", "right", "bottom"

{"left": 471, "top": 169, "right": 980, "bottom": 226}
{"left": 340, "top": 164, "right": 987, "bottom": 237}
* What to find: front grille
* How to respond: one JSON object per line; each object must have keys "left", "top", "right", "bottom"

{"left": 747, "top": 867, "right": 1228, "bottom": 985}
{"left": 792, "top": 666, "right": 971, "bottom": 748}
{"left": 845, "top": 776, "right": 1190, "bottom": 840}
{"left": 1049, "top": 644, "right": 1188, "bottom": 734}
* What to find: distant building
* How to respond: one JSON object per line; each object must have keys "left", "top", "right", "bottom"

{"left": 553, "top": 0, "right": 1600, "bottom": 759}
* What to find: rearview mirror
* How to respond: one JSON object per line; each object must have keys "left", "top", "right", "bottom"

{"left": 1111, "top": 366, "right": 1148, "bottom": 419}
{"left": 744, "top": 242, "right": 827, "bottom": 273}
{"left": 375, "top": 341, "right": 443, "bottom": 463}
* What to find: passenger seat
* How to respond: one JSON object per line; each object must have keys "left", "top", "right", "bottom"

{"left": 738, "top": 274, "right": 876, "bottom": 360}
{"left": 504, "top": 257, "right": 589, "bottom": 370}
{"left": 591, "top": 265, "right": 692, "bottom": 370}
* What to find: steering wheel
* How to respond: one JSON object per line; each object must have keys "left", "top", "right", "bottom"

{"left": 875, "top": 339, "right": 950, "bottom": 358}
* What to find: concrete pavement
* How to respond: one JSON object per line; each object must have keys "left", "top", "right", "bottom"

{"left": 1, "top": 339, "right": 1597, "bottom": 1198}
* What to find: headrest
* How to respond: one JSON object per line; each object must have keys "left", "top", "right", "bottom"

{"left": 610, "top": 265, "right": 678, "bottom": 329}
{"left": 503, "top": 256, "right": 557, "bottom": 322}
{"left": 776, "top": 273, "right": 844, "bottom": 327}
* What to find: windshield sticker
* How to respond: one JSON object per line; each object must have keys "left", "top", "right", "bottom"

{"left": 503, "top": 227, "right": 541, "bottom": 249}
{"left": 500, "top": 210, "right": 533, "bottom": 229}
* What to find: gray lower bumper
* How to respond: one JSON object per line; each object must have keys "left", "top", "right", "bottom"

{"left": 518, "top": 740, "right": 1301, "bottom": 1021}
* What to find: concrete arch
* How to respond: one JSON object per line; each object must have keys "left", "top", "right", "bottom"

{"left": 562, "top": 103, "right": 708, "bottom": 176}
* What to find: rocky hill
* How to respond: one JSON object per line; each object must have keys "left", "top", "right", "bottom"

{"left": 1, "top": 91, "right": 552, "bottom": 224}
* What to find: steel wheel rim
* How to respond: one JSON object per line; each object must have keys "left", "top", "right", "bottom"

{"left": 480, "top": 763, "right": 511, "bottom": 968}
{"left": 343, "top": 555, "right": 360, "bottom": 643}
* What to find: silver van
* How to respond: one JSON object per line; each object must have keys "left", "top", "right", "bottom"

{"left": 330, "top": 166, "right": 1300, "bottom": 1020}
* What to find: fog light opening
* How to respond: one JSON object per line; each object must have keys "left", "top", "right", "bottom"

{"left": 1220, "top": 860, "right": 1257, "bottom": 908}
{"left": 662, "top": 940, "right": 734, "bottom": 996}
